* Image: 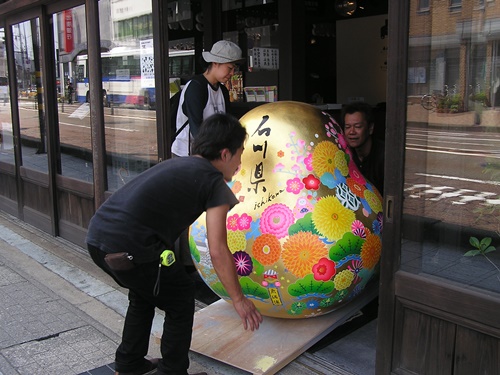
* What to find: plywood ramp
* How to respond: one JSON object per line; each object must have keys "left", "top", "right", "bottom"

{"left": 190, "top": 282, "right": 378, "bottom": 375}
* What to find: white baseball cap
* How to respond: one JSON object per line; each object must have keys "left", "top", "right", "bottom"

{"left": 202, "top": 40, "right": 244, "bottom": 63}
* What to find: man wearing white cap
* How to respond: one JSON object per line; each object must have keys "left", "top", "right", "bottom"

{"left": 171, "top": 40, "right": 244, "bottom": 157}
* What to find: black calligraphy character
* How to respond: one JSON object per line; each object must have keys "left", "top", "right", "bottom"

{"left": 251, "top": 115, "right": 271, "bottom": 137}
{"left": 253, "top": 140, "right": 268, "bottom": 159}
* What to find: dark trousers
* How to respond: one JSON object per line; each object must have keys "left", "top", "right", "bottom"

{"left": 87, "top": 245, "right": 195, "bottom": 375}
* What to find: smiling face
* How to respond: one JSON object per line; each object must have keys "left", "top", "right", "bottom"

{"left": 344, "top": 111, "right": 374, "bottom": 150}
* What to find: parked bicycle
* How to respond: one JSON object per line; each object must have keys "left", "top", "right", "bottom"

{"left": 421, "top": 85, "right": 453, "bottom": 110}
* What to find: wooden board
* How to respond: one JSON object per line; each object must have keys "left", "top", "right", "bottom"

{"left": 190, "top": 282, "right": 378, "bottom": 375}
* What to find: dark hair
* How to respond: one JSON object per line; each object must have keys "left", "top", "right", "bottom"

{"left": 192, "top": 113, "right": 247, "bottom": 160}
{"left": 342, "top": 102, "right": 374, "bottom": 126}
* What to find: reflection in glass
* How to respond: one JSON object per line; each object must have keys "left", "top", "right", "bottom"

{"left": 14, "top": 19, "right": 48, "bottom": 172}
{"left": 54, "top": 6, "right": 93, "bottom": 182}
{"left": 99, "top": 0, "right": 158, "bottom": 191}
{"left": 0, "top": 27, "right": 13, "bottom": 165}
{"left": 403, "top": 1, "right": 500, "bottom": 295}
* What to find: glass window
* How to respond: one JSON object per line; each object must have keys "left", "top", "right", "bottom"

{"left": 14, "top": 19, "right": 47, "bottom": 172}
{"left": 418, "top": 0, "right": 430, "bottom": 11}
{"left": 54, "top": 5, "right": 93, "bottom": 182}
{"left": 100, "top": 0, "right": 158, "bottom": 191}
{"left": 0, "top": 27, "right": 13, "bottom": 165}
{"left": 403, "top": 1, "right": 500, "bottom": 296}
{"left": 450, "top": 0, "right": 462, "bottom": 10}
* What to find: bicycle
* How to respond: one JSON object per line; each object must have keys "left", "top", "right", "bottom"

{"left": 421, "top": 85, "right": 451, "bottom": 110}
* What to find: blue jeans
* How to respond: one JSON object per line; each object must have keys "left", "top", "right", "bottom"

{"left": 88, "top": 245, "right": 195, "bottom": 375}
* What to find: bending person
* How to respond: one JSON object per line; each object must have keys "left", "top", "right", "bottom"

{"left": 87, "top": 113, "right": 262, "bottom": 375}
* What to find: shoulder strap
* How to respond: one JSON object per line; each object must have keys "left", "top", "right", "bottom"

{"left": 175, "top": 119, "right": 189, "bottom": 138}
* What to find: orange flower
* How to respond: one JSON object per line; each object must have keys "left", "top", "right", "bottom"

{"left": 361, "top": 233, "right": 382, "bottom": 269}
{"left": 252, "top": 234, "right": 282, "bottom": 265}
{"left": 282, "top": 232, "right": 327, "bottom": 278}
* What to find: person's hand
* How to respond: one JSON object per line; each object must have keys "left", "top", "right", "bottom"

{"left": 232, "top": 297, "right": 263, "bottom": 331}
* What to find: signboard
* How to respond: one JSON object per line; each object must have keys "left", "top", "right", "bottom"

{"left": 64, "top": 10, "right": 74, "bottom": 53}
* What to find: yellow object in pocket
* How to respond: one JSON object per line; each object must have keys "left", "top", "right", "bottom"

{"left": 160, "top": 250, "right": 176, "bottom": 267}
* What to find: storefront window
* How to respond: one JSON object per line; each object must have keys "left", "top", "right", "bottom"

{"left": 403, "top": 1, "right": 500, "bottom": 295}
{"left": 100, "top": 0, "right": 157, "bottom": 191}
{"left": 54, "top": 5, "right": 93, "bottom": 182}
{"left": 0, "top": 27, "right": 13, "bottom": 165}
{"left": 14, "top": 19, "right": 47, "bottom": 172}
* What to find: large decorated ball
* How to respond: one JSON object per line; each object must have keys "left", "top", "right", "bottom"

{"left": 189, "top": 101, "right": 383, "bottom": 318}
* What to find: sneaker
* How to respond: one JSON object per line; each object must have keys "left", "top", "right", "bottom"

{"left": 115, "top": 358, "right": 159, "bottom": 375}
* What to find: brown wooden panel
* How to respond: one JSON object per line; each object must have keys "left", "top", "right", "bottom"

{"left": 454, "top": 326, "right": 500, "bottom": 375}
{"left": 0, "top": 172, "right": 17, "bottom": 201}
{"left": 393, "top": 306, "right": 455, "bottom": 375}
{"left": 395, "top": 271, "right": 500, "bottom": 335}
{"left": 22, "top": 180, "right": 50, "bottom": 214}
{"left": 56, "top": 189, "right": 94, "bottom": 228}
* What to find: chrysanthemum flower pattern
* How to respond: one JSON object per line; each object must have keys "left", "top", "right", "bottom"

{"left": 252, "top": 233, "right": 282, "bottom": 265}
{"left": 361, "top": 233, "right": 382, "bottom": 269}
{"left": 312, "top": 196, "right": 356, "bottom": 240}
{"left": 282, "top": 231, "right": 327, "bottom": 278}
{"left": 260, "top": 203, "right": 294, "bottom": 239}
{"left": 312, "top": 141, "right": 337, "bottom": 176}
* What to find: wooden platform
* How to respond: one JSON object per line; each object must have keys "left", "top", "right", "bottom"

{"left": 190, "top": 282, "right": 378, "bottom": 375}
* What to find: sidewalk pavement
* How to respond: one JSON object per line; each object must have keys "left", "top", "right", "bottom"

{"left": 0, "top": 211, "right": 377, "bottom": 375}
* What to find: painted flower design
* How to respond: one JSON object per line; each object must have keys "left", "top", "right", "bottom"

{"left": 282, "top": 232, "right": 327, "bottom": 278}
{"left": 364, "top": 189, "right": 383, "bottom": 213}
{"left": 312, "top": 257, "right": 336, "bottom": 281}
{"left": 302, "top": 174, "right": 320, "bottom": 190}
{"left": 237, "top": 213, "right": 252, "bottom": 230}
{"left": 347, "top": 259, "right": 364, "bottom": 283}
{"left": 226, "top": 214, "right": 240, "bottom": 231}
{"left": 227, "top": 231, "right": 247, "bottom": 253}
{"left": 361, "top": 233, "right": 382, "bottom": 269}
{"left": 286, "top": 177, "right": 305, "bottom": 194}
{"left": 334, "top": 150, "right": 349, "bottom": 176}
{"left": 252, "top": 233, "right": 282, "bottom": 265}
{"left": 351, "top": 220, "right": 367, "bottom": 238}
{"left": 312, "top": 195, "right": 355, "bottom": 241}
{"left": 304, "top": 153, "right": 313, "bottom": 171}
{"left": 277, "top": 150, "right": 285, "bottom": 158}
{"left": 273, "top": 162, "right": 285, "bottom": 173}
{"left": 233, "top": 251, "right": 253, "bottom": 276}
{"left": 333, "top": 269, "right": 355, "bottom": 290}
{"left": 260, "top": 203, "right": 294, "bottom": 239}
{"left": 312, "top": 141, "right": 338, "bottom": 176}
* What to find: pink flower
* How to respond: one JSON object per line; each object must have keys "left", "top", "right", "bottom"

{"left": 273, "top": 163, "right": 286, "bottom": 173}
{"left": 227, "top": 214, "right": 239, "bottom": 231}
{"left": 351, "top": 220, "right": 366, "bottom": 238}
{"left": 286, "top": 177, "right": 304, "bottom": 194}
{"left": 312, "top": 258, "right": 336, "bottom": 281}
{"left": 302, "top": 174, "right": 321, "bottom": 190}
{"left": 297, "top": 139, "right": 306, "bottom": 149}
{"left": 260, "top": 204, "right": 294, "bottom": 239}
{"left": 237, "top": 213, "right": 252, "bottom": 230}
{"left": 304, "top": 153, "right": 313, "bottom": 171}
{"left": 233, "top": 251, "right": 253, "bottom": 276}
